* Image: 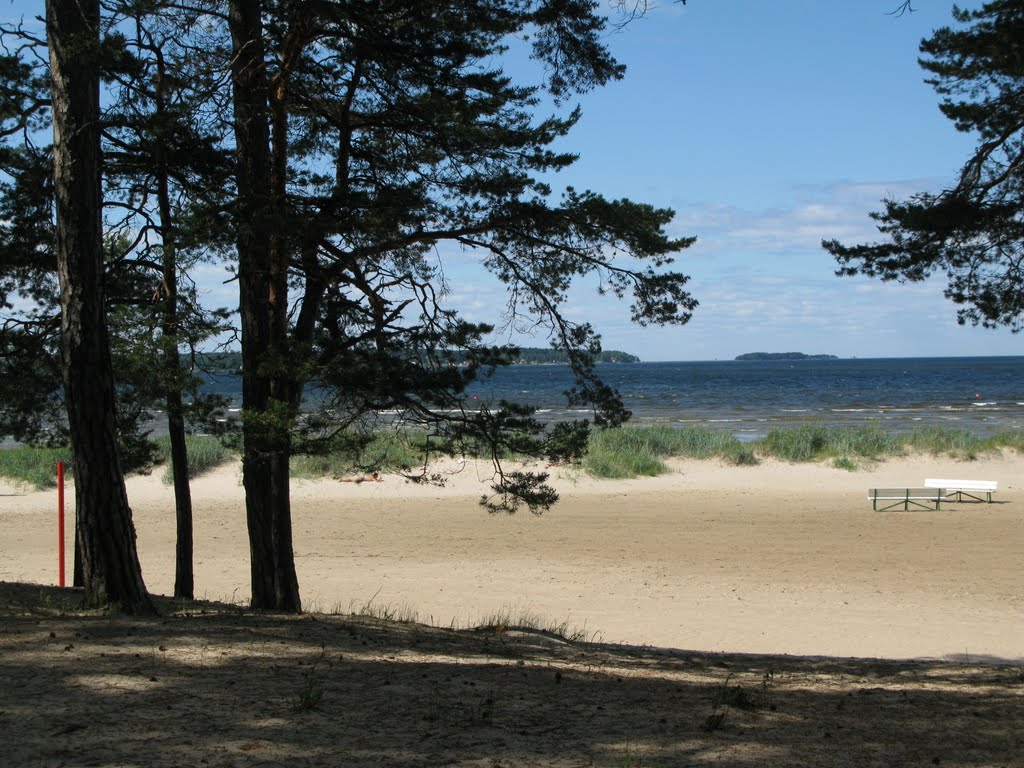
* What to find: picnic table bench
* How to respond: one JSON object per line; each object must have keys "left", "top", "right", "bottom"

{"left": 868, "top": 487, "right": 946, "bottom": 512}
{"left": 924, "top": 479, "right": 997, "bottom": 503}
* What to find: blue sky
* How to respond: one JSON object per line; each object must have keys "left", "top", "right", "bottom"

{"left": 442, "top": 0, "right": 1021, "bottom": 361}
{"left": 8, "top": 1, "right": 1019, "bottom": 361}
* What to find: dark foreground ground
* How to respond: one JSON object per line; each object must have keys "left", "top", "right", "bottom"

{"left": 1, "top": 582, "right": 1021, "bottom": 768}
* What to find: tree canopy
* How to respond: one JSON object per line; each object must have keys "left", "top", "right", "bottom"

{"left": 2, "top": 0, "right": 698, "bottom": 612}
{"left": 220, "top": 0, "right": 697, "bottom": 609}
{"left": 823, "top": 0, "right": 1024, "bottom": 332}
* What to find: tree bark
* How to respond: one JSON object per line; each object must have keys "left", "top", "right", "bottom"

{"left": 47, "top": 0, "right": 153, "bottom": 614}
{"left": 229, "top": 0, "right": 301, "bottom": 612}
{"left": 166, "top": 390, "right": 193, "bottom": 599}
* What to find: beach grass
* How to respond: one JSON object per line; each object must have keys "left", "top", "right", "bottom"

{"left": 0, "top": 445, "right": 72, "bottom": 490}
{"left": 581, "top": 424, "right": 1023, "bottom": 478}
{"left": 757, "top": 424, "right": 904, "bottom": 464}
{"left": 359, "top": 429, "right": 430, "bottom": 469}
{"left": 753, "top": 425, "right": 1023, "bottom": 467}
{"left": 749, "top": 424, "right": 1023, "bottom": 467}
{"left": 904, "top": 426, "right": 1024, "bottom": 459}
{"left": 153, "top": 434, "right": 235, "bottom": 483}
{"left": 3, "top": 425, "right": 1021, "bottom": 488}
{"left": 582, "top": 426, "right": 756, "bottom": 478}
{"left": 472, "top": 604, "right": 599, "bottom": 643}
{"left": 290, "top": 429, "right": 428, "bottom": 479}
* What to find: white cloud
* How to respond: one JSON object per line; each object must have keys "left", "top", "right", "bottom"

{"left": 185, "top": 179, "right": 1019, "bottom": 361}
{"left": 672, "top": 177, "right": 956, "bottom": 259}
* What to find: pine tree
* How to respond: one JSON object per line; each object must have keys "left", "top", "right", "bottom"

{"left": 824, "top": 0, "right": 1024, "bottom": 331}
{"left": 223, "top": 0, "right": 697, "bottom": 610}
{"left": 2, "top": 2, "right": 229, "bottom": 603}
{"left": 45, "top": 0, "right": 153, "bottom": 614}
{"left": 7, "top": 1, "right": 699, "bottom": 614}
{"left": 102, "top": 1, "right": 234, "bottom": 600}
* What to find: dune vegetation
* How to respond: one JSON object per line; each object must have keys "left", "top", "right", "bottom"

{"left": 3, "top": 425, "right": 1022, "bottom": 491}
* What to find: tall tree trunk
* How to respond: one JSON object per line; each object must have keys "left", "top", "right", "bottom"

{"left": 157, "top": 170, "right": 194, "bottom": 601}
{"left": 47, "top": 0, "right": 153, "bottom": 614}
{"left": 153, "top": 48, "right": 195, "bottom": 600}
{"left": 229, "top": 0, "right": 301, "bottom": 612}
{"left": 166, "top": 388, "right": 193, "bottom": 599}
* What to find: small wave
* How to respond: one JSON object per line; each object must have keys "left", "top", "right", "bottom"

{"left": 972, "top": 402, "right": 997, "bottom": 407}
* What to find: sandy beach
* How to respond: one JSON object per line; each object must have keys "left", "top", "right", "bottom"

{"left": 2, "top": 452, "right": 1021, "bottom": 661}
{"left": 2, "top": 452, "right": 1022, "bottom": 767}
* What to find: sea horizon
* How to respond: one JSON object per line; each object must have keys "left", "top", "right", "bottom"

{"left": 198, "top": 355, "right": 1024, "bottom": 441}
{"left": 4, "top": 355, "right": 1021, "bottom": 447}
{"left": 626, "top": 354, "right": 1024, "bottom": 364}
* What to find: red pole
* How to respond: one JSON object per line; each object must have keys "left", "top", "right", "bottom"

{"left": 57, "top": 461, "right": 65, "bottom": 588}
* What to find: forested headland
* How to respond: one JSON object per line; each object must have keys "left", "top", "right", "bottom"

{"left": 193, "top": 349, "right": 640, "bottom": 374}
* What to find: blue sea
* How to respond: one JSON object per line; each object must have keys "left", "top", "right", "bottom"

{"left": 200, "top": 356, "right": 1024, "bottom": 441}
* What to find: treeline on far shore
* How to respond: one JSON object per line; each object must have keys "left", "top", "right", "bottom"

{"left": 2, "top": 425, "right": 1021, "bottom": 490}
{"left": 189, "top": 348, "right": 640, "bottom": 374}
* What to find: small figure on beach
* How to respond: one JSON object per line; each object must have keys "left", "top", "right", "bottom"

{"left": 339, "top": 472, "right": 382, "bottom": 484}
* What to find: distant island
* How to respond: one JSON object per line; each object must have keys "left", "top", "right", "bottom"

{"left": 512, "top": 348, "right": 640, "bottom": 365}
{"left": 735, "top": 352, "right": 838, "bottom": 361}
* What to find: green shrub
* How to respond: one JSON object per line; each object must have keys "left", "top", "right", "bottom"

{"left": 727, "top": 446, "right": 760, "bottom": 466}
{"left": 362, "top": 430, "right": 427, "bottom": 469}
{"left": 833, "top": 455, "right": 858, "bottom": 471}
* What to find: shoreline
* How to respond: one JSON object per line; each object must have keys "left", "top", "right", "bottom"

{"left": 2, "top": 451, "right": 1021, "bottom": 662}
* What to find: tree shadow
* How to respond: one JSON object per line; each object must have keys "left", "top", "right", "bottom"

{"left": 2, "top": 583, "right": 1021, "bottom": 767}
